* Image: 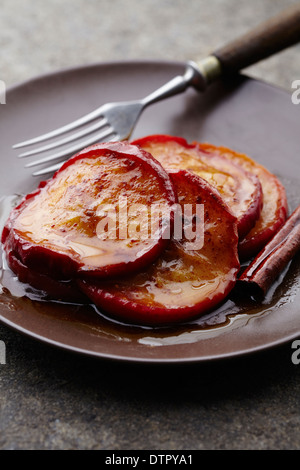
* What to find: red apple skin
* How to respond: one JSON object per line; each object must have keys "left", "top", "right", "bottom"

{"left": 195, "top": 143, "right": 288, "bottom": 260}
{"left": 132, "top": 134, "right": 263, "bottom": 240}
{"left": 6, "top": 250, "right": 88, "bottom": 303}
{"left": 79, "top": 170, "right": 240, "bottom": 326}
{"left": 2, "top": 141, "right": 177, "bottom": 281}
{"left": 238, "top": 175, "right": 288, "bottom": 260}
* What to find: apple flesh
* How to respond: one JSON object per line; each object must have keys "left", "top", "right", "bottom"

{"left": 79, "top": 170, "right": 240, "bottom": 326}
{"left": 132, "top": 134, "right": 263, "bottom": 240}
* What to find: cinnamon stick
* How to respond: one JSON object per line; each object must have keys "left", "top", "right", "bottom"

{"left": 238, "top": 205, "right": 300, "bottom": 297}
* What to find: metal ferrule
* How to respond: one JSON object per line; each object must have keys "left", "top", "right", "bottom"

{"left": 188, "top": 56, "right": 223, "bottom": 91}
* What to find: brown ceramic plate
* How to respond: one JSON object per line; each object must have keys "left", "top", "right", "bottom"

{"left": 0, "top": 60, "right": 299, "bottom": 363}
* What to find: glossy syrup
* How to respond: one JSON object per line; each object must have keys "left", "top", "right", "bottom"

{"left": 0, "top": 191, "right": 299, "bottom": 347}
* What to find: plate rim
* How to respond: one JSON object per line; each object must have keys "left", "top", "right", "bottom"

{"left": 1, "top": 312, "right": 300, "bottom": 363}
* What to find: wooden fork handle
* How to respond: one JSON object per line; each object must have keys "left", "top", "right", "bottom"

{"left": 212, "top": 4, "right": 300, "bottom": 75}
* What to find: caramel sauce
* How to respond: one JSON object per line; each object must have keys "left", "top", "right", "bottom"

{"left": 0, "top": 173, "right": 299, "bottom": 349}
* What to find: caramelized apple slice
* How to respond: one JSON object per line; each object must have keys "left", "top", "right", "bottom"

{"left": 79, "top": 170, "right": 240, "bottom": 326}
{"left": 195, "top": 143, "right": 288, "bottom": 259}
{"left": 2, "top": 142, "right": 176, "bottom": 280}
{"left": 132, "top": 135, "right": 262, "bottom": 239}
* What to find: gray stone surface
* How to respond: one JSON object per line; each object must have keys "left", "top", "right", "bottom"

{"left": 2, "top": 0, "right": 300, "bottom": 91}
{"left": 1, "top": 0, "right": 300, "bottom": 450}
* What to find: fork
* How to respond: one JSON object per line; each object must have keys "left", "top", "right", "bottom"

{"left": 14, "top": 4, "right": 300, "bottom": 176}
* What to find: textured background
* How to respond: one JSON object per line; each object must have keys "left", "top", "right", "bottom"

{"left": 1, "top": 0, "right": 300, "bottom": 90}
{"left": 1, "top": 0, "right": 300, "bottom": 450}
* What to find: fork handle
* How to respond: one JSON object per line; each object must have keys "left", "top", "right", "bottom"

{"left": 212, "top": 4, "right": 300, "bottom": 75}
